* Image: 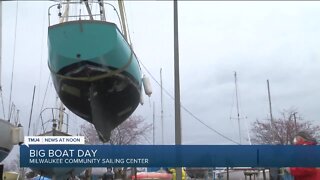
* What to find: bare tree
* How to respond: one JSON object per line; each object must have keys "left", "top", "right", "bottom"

{"left": 80, "top": 123, "right": 102, "bottom": 145}
{"left": 80, "top": 115, "right": 152, "bottom": 179}
{"left": 251, "top": 109, "right": 320, "bottom": 144}
{"left": 80, "top": 115, "right": 152, "bottom": 145}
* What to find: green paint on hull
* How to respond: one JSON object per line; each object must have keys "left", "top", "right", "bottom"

{"left": 48, "top": 20, "right": 141, "bottom": 85}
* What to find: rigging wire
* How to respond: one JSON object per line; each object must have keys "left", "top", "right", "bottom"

{"left": 28, "top": 86, "right": 36, "bottom": 136}
{"left": 117, "top": 0, "right": 238, "bottom": 144}
{"left": 104, "top": 2, "right": 123, "bottom": 33}
{"left": 8, "top": 103, "right": 15, "bottom": 123}
{"left": 36, "top": 75, "right": 51, "bottom": 134}
{"left": 15, "top": 109, "right": 19, "bottom": 125}
{"left": 26, "top": 2, "right": 238, "bottom": 144}
{"left": 141, "top": 134, "right": 152, "bottom": 145}
{"left": 8, "top": 0, "right": 19, "bottom": 122}
{"left": 36, "top": 2, "right": 48, "bottom": 120}
{"left": 237, "top": 75, "right": 252, "bottom": 144}
{"left": 229, "top": 83, "right": 236, "bottom": 121}
{"left": 0, "top": 90, "right": 6, "bottom": 119}
{"left": 138, "top": 61, "right": 240, "bottom": 145}
{"left": 0, "top": 0, "right": 2, "bottom": 119}
{"left": 230, "top": 73, "right": 251, "bottom": 144}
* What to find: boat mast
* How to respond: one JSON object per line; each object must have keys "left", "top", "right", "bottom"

{"left": 0, "top": 2, "right": 3, "bottom": 120}
{"left": 117, "top": 0, "right": 129, "bottom": 42}
{"left": 267, "top": 79, "right": 278, "bottom": 144}
{"left": 0, "top": 1, "right": 2, "bottom": 88}
{"left": 27, "top": 86, "right": 36, "bottom": 136}
{"left": 57, "top": 101, "right": 65, "bottom": 132}
{"left": 160, "top": 68, "right": 164, "bottom": 145}
{"left": 234, "top": 72, "right": 242, "bottom": 144}
{"left": 60, "top": 0, "right": 70, "bottom": 23}
{"left": 267, "top": 79, "right": 273, "bottom": 123}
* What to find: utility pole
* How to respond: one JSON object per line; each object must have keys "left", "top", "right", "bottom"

{"left": 174, "top": 0, "right": 182, "bottom": 179}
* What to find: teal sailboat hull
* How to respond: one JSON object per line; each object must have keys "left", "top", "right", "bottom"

{"left": 48, "top": 20, "right": 142, "bottom": 141}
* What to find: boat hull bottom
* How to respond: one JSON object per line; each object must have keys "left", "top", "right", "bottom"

{"left": 52, "top": 62, "right": 141, "bottom": 142}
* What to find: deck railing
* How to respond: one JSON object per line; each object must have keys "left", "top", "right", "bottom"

{"left": 48, "top": 1, "right": 122, "bottom": 30}
{"left": 39, "top": 107, "right": 70, "bottom": 134}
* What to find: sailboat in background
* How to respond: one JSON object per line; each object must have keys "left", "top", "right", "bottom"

{"left": 48, "top": 0, "right": 147, "bottom": 142}
{"left": 28, "top": 101, "right": 85, "bottom": 179}
{"left": 0, "top": 120, "right": 23, "bottom": 163}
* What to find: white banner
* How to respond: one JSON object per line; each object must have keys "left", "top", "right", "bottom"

{"left": 24, "top": 136, "right": 85, "bottom": 147}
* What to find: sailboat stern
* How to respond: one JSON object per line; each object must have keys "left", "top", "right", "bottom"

{"left": 51, "top": 62, "right": 141, "bottom": 142}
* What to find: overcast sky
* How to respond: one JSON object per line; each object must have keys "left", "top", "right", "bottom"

{"left": 2, "top": 1, "right": 320, "bottom": 151}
